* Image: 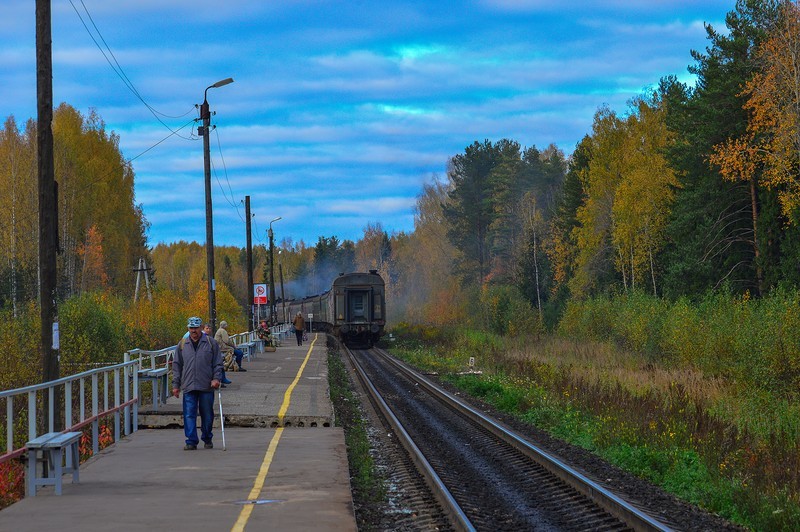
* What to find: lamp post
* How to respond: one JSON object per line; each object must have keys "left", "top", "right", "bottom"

{"left": 199, "top": 77, "right": 234, "bottom": 331}
{"left": 268, "top": 217, "right": 282, "bottom": 325}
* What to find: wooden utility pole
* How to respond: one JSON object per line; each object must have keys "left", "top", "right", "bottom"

{"left": 36, "top": 0, "right": 63, "bottom": 431}
{"left": 245, "top": 196, "right": 254, "bottom": 330}
{"left": 37, "top": 0, "right": 59, "bottom": 386}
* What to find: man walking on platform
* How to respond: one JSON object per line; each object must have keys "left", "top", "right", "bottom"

{"left": 292, "top": 312, "right": 305, "bottom": 346}
{"left": 172, "top": 316, "right": 222, "bottom": 450}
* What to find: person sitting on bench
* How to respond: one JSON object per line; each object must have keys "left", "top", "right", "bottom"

{"left": 215, "top": 321, "right": 247, "bottom": 372}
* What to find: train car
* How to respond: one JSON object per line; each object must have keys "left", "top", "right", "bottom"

{"left": 284, "top": 270, "right": 385, "bottom": 347}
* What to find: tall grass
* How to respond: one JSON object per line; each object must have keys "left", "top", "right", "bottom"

{"left": 390, "top": 286, "right": 800, "bottom": 530}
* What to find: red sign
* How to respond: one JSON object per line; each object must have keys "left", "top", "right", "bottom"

{"left": 254, "top": 284, "right": 268, "bottom": 305}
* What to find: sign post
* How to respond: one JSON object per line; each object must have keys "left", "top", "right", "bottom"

{"left": 254, "top": 284, "right": 267, "bottom": 327}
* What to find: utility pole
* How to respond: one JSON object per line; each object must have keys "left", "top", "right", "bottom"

{"left": 279, "top": 263, "right": 286, "bottom": 324}
{"left": 37, "top": 0, "right": 59, "bottom": 389}
{"left": 268, "top": 217, "right": 281, "bottom": 325}
{"left": 198, "top": 77, "right": 233, "bottom": 331}
{"left": 133, "top": 257, "right": 152, "bottom": 302}
{"left": 245, "top": 196, "right": 254, "bottom": 330}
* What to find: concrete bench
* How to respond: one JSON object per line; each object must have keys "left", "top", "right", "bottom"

{"left": 138, "top": 367, "right": 170, "bottom": 411}
{"left": 26, "top": 431, "right": 82, "bottom": 496}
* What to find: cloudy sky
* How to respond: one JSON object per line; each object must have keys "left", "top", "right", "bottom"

{"left": 2, "top": 0, "right": 730, "bottom": 248}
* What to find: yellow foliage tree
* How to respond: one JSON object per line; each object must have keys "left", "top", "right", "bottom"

{"left": 713, "top": 2, "right": 800, "bottom": 223}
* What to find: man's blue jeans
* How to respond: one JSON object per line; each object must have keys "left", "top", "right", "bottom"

{"left": 234, "top": 348, "right": 244, "bottom": 368}
{"left": 183, "top": 390, "right": 214, "bottom": 446}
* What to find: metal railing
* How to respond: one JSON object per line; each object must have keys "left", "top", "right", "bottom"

{"left": 0, "top": 330, "right": 260, "bottom": 468}
{"left": 0, "top": 359, "right": 141, "bottom": 465}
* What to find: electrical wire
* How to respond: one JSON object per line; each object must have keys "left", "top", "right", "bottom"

{"left": 68, "top": 0, "right": 196, "bottom": 139}
{"left": 211, "top": 127, "right": 245, "bottom": 223}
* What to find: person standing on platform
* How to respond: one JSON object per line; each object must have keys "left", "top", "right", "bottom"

{"left": 172, "top": 316, "right": 222, "bottom": 450}
{"left": 215, "top": 321, "right": 247, "bottom": 372}
{"left": 292, "top": 312, "right": 305, "bottom": 346}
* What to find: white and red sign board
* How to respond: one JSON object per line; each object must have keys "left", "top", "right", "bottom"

{"left": 254, "top": 284, "right": 268, "bottom": 304}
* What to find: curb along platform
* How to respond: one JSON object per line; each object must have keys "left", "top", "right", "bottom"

{"left": 0, "top": 334, "right": 357, "bottom": 532}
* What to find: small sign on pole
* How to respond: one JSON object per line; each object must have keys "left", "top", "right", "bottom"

{"left": 468, "top": 356, "right": 475, "bottom": 368}
{"left": 52, "top": 322, "right": 60, "bottom": 350}
{"left": 254, "top": 284, "right": 267, "bottom": 304}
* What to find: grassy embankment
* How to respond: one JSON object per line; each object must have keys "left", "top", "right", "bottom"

{"left": 327, "top": 345, "right": 386, "bottom": 529}
{"left": 389, "top": 288, "right": 800, "bottom": 531}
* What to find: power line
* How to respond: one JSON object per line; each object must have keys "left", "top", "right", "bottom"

{"left": 68, "top": 0, "right": 196, "bottom": 139}
{"left": 212, "top": 127, "right": 245, "bottom": 222}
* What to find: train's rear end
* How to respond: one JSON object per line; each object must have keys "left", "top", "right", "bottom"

{"left": 333, "top": 271, "right": 385, "bottom": 347}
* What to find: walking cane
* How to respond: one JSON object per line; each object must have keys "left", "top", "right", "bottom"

{"left": 218, "top": 389, "right": 227, "bottom": 451}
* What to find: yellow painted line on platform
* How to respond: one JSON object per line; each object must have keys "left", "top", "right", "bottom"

{"left": 278, "top": 334, "right": 317, "bottom": 424}
{"left": 231, "top": 334, "right": 318, "bottom": 532}
{"left": 231, "top": 427, "right": 283, "bottom": 532}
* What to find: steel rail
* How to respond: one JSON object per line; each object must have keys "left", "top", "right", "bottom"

{"left": 375, "top": 347, "right": 673, "bottom": 532}
{"left": 344, "top": 346, "right": 476, "bottom": 532}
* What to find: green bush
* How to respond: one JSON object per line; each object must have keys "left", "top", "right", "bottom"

{"left": 59, "top": 291, "right": 127, "bottom": 366}
{"left": 480, "top": 284, "right": 543, "bottom": 337}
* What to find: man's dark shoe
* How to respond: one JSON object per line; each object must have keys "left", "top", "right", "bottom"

{"left": 222, "top": 378, "right": 232, "bottom": 384}
{"left": 238, "top": 368, "right": 247, "bottom": 372}
{"left": 184, "top": 444, "right": 197, "bottom": 450}
{"left": 221, "top": 384, "right": 227, "bottom": 388}
{"left": 204, "top": 442, "right": 213, "bottom": 449}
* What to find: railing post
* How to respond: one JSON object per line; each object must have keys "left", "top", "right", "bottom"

{"left": 80, "top": 377, "right": 86, "bottom": 424}
{"left": 28, "top": 391, "right": 36, "bottom": 443}
{"left": 103, "top": 371, "right": 109, "bottom": 417}
{"left": 7, "top": 398, "right": 13, "bottom": 454}
{"left": 123, "top": 352, "right": 131, "bottom": 436}
{"left": 114, "top": 368, "right": 120, "bottom": 443}
{"left": 92, "top": 373, "right": 99, "bottom": 456}
{"left": 133, "top": 359, "right": 140, "bottom": 433}
{"left": 48, "top": 386, "right": 54, "bottom": 433}
{"left": 65, "top": 381, "right": 72, "bottom": 431}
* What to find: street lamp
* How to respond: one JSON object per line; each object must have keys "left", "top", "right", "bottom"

{"left": 268, "top": 216, "right": 282, "bottom": 325}
{"left": 199, "top": 77, "right": 234, "bottom": 331}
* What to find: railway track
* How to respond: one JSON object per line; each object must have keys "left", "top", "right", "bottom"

{"left": 346, "top": 346, "right": 675, "bottom": 531}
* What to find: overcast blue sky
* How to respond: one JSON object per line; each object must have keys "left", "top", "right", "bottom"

{"left": 2, "top": 1, "right": 730, "bottom": 248}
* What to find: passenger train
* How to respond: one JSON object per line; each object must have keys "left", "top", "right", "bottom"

{"left": 284, "top": 270, "right": 386, "bottom": 347}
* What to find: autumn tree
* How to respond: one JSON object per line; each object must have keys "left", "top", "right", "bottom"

{"left": 663, "top": 2, "right": 782, "bottom": 297}
{"left": 712, "top": 1, "right": 800, "bottom": 224}
{"left": 78, "top": 224, "right": 110, "bottom": 292}
{"left": 570, "top": 106, "right": 625, "bottom": 297}
{"left": 546, "top": 136, "right": 589, "bottom": 297}
{"left": 444, "top": 140, "right": 498, "bottom": 286}
{"left": 0, "top": 117, "right": 38, "bottom": 313}
{"left": 355, "top": 222, "right": 392, "bottom": 274}
{"left": 611, "top": 95, "right": 679, "bottom": 295}
{"left": 395, "top": 179, "right": 460, "bottom": 324}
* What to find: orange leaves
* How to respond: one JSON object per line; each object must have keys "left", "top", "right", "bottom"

{"left": 77, "top": 224, "right": 110, "bottom": 292}
{"left": 711, "top": 1, "right": 800, "bottom": 223}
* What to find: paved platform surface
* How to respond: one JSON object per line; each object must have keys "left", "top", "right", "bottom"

{"left": 0, "top": 334, "right": 356, "bottom": 532}
{"left": 139, "top": 331, "right": 334, "bottom": 428}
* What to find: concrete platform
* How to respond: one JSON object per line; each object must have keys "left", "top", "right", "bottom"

{"left": 0, "top": 334, "right": 356, "bottom": 532}
{"left": 139, "top": 333, "right": 334, "bottom": 428}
